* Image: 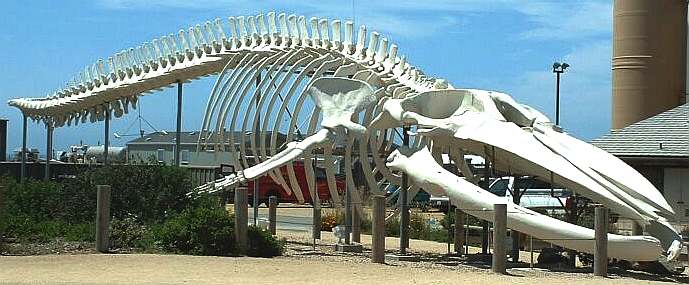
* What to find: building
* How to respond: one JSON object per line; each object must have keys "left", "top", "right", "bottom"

{"left": 126, "top": 131, "right": 287, "bottom": 167}
{"left": 592, "top": 104, "right": 689, "bottom": 222}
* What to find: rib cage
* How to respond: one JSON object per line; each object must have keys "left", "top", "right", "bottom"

{"left": 8, "top": 11, "right": 439, "bottom": 208}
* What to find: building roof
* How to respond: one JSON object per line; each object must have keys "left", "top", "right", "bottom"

{"left": 126, "top": 131, "right": 288, "bottom": 146}
{"left": 591, "top": 103, "right": 689, "bottom": 158}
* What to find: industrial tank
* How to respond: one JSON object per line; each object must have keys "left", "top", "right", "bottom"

{"left": 612, "top": 0, "right": 687, "bottom": 129}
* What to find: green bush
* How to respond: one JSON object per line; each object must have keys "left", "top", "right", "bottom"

{"left": 109, "top": 215, "right": 150, "bottom": 249}
{"left": 3, "top": 216, "right": 93, "bottom": 242}
{"left": 156, "top": 196, "right": 237, "bottom": 256}
{"left": 246, "top": 226, "right": 285, "bottom": 257}
{"left": 73, "top": 165, "right": 193, "bottom": 223}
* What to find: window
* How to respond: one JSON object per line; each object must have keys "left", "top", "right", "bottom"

{"left": 181, "top": 150, "right": 189, "bottom": 164}
{"left": 157, "top": 149, "right": 165, "bottom": 163}
{"left": 488, "top": 179, "right": 509, "bottom": 197}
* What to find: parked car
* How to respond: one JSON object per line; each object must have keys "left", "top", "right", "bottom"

{"left": 488, "top": 176, "right": 571, "bottom": 210}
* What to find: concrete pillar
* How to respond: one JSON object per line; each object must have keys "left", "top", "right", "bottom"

{"left": 454, "top": 207, "right": 465, "bottom": 254}
{"left": 372, "top": 195, "right": 386, "bottom": 263}
{"left": 399, "top": 125, "right": 410, "bottom": 254}
{"left": 492, "top": 203, "right": 507, "bottom": 274}
{"left": 594, "top": 207, "right": 609, "bottom": 277}
{"left": 95, "top": 185, "right": 111, "bottom": 252}
{"left": 235, "top": 188, "right": 248, "bottom": 252}
{"left": 174, "top": 81, "right": 183, "bottom": 166}
{"left": 352, "top": 206, "right": 361, "bottom": 243}
{"left": 44, "top": 124, "right": 53, "bottom": 181}
{"left": 268, "top": 196, "right": 277, "bottom": 235}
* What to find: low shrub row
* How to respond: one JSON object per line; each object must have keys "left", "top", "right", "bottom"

{"left": 319, "top": 208, "right": 450, "bottom": 243}
{"left": 0, "top": 166, "right": 284, "bottom": 257}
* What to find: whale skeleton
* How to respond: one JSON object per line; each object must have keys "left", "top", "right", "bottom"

{"left": 7, "top": 11, "right": 683, "bottom": 269}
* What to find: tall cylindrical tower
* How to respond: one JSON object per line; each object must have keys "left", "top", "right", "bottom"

{"left": 612, "top": 0, "right": 687, "bottom": 130}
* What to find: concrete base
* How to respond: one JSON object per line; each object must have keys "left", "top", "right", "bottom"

{"left": 385, "top": 254, "right": 421, "bottom": 262}
{"left": 334, "top": 243, "right": 363, "bottom": 253}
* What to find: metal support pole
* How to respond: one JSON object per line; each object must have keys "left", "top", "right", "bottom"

{"left": 253, "top": 180, "right": 259, "bottom": 226}
{"left": 352, "top": 205, "right": 361, "bottom": 243}
{"left": 20, "top": 114, "right": 27, "bottom": 182}
{"left": 268, "top": 195, "right": 277, "bottom": 235}
{"left": 594, "top": 207, "right": 608, "bottom": 277}
{"left": 454, "top": 207, "right": 465, "bottom": 254}
{"left": 174, "top": 81, "right": 183, "bottom": 166}
{"left": 253, "top": 75, "right": 261, "bottom": 226}
{"left": 492, "top": 203, "right": 507, "bottom": 274}
{"left": 482, "top": 221, "right": 490, "bottom": 254}
{"left": 399, "top": 125, "right": 410, "bottom": 254}
{"left": 103, "top": 109, "right": 110, "bottom": 166}
{"left": 235, "top": 188, "right": 248, "bottom": 253}
{"left": 372, "top": 195, "right": 386, "bottom": 263}
{"left": 511, "top": 188, "right": 520, "bottom": 262}
{"left": 632, "top": 221, "right": 643, "bottom": 235}
{"left": 44, "top": 123, "right": 53, "bottom": 181}
{"left": 96, "top": 185, "right": 111, "bottom": 252}
{"left": 345, "top": 183, "right": 352, "bottom": 244}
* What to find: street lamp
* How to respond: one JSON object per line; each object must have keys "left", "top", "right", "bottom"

{"left": 552, "top": 62, "right": 569, "bottom": 125}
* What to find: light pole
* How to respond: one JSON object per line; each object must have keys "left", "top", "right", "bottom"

{"left": 552, "top": 62, "right": 569, "bottom": 125}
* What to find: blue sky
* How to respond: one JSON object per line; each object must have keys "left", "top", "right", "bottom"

{"left": 0, "top": 0, "right": 613, "bottom": 152}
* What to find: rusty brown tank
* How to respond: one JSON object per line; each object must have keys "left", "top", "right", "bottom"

{"left": 612, "top": 0, "right": 687, "bottom": 130}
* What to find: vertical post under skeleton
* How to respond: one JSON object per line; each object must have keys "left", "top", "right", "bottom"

{"left": 253, "top": 74, "right": 261, "bottom": 226}
{"left": 400, "top": 125, "right": 410, "bottom": 254}
{"left": 492, "top": 203, "right": 507, "bottom": 274}
{"left": 44, "top": 123, "right": 53, "bottom": 181}
{"left": 345, "top": 177, "right": 352, "bottom": 244}
{"left": 96, "top": 185, "right": 111, "bottom": 253}
{"left": 372, "top": 195, "right": 386, "bottom": 263}
{"left": 104, "top": 107, "right": 110, "bottom": 166}
{"left": 268, "top": 195, "right": 277, "bottom": 235}
{"left": 235, "top": 187, "right": 249, "bottom": 252}
{"left": 594, "top": 207, "right": 608, "bottom": 277}
{"left": 174, "top": 81, "right": 183, "bottom": 166}
{"left": 20, "top": 114, "right": 27, "bottom": 182}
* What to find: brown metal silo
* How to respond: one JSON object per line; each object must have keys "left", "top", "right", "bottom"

{"left": 612, "top": 0, "right": 687, "bottom": 130}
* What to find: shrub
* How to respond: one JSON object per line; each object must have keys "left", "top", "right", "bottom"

{"left": 320, "top": 209, "right": 342, "bottom": 231}
{"left": 109, "top": 215, "right": 149, "bottom": 249}
{"left": 246, "top": 226, "right": 285, "bottom": 257}
{"left": 156, "top": 196, "right": 237, "bottom": 256}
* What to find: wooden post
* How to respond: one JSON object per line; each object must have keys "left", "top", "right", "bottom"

{"left": 95, "top": 185, "right": 111, "bottom": 253}
{"left": 235, "top": 188, "right": 248, "bottom": 253}
{"left": 492, "top": 203, "right": 507, "bottom": 274}
{"left": 594, "top": 207, "right": 608, "bottom": 277}
{"left": 312, "top": 206, "right": 321, "bottom": 240}
{"left": 454, "top": 207, "right": 465, "bottom": 254}
{"left": 372, "top": 195, "right": 385, "bottom": 263}
{"left": 352, "top": 206, "right": 361, "bottom": 243}
{"left": 268, "top": 196, "right": 277, "bottom": 235}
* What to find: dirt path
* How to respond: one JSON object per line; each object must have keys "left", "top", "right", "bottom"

{"left": 0, "top": 253, "right": 678, "bottom": 285}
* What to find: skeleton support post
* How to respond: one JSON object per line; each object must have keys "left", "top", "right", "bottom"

{"left": 20, "top": 114, "right": 27, "bottom": 182}
{"left": 399, "top": 125, "right": 410, "bottom": 254}
{"left": 345, "top": 183, "right": 352, "bottom": 244}
{"left": 174, "top": 81, "right": 183, "bottom": 166}
{"left": 594, "top": 207, "right": 608, "bottom": 277}
{"left": 269, "top": 195, "right": 277, "bottom": 235}
{"left": 104, "top": 108, "right": 110, "bottom": 166}
{"left": 454, "top": 206, "right": 465, "bottom": 254}
{"left": 96, "top": 185, "right": 111, "bottom": 252}
{"left": 372, "top": 195, "right": 386, "bottom": 263}
{"left": 492, "top": 203, "right": 507, "bottom": 274}
{"left": 44, "top": 123, "right": 53, "bottom": 181}
{"left": 352, "top": 205, "right": 361, "bottom": 243}
{"left": 235, "top": 188, "right": 249, "bottom": 252}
